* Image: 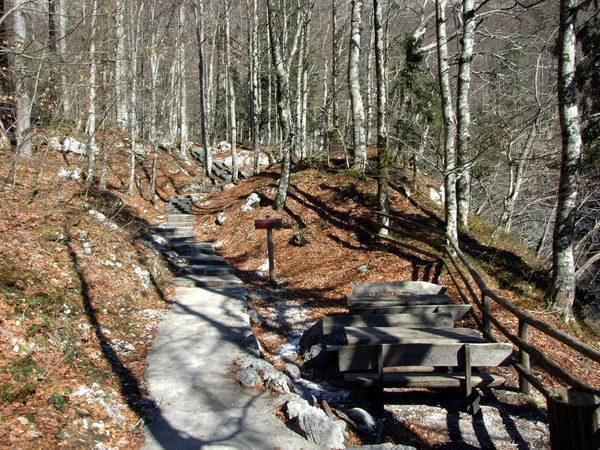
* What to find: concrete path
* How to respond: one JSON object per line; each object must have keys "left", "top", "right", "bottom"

{"left": 142, "top": 286, "right": 322, "bottom": 450}
{"left": 143, "top": 217, "right": 323, "bottom": 449}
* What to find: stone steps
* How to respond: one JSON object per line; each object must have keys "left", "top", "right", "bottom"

{"left": 181, "top": 265, "right": 235, "bottom": 276}
{"left": 163, "top": 198, "right": 242, "bottom": 287}
{"left": 171, "top": 274, "right": 243, "bottom": 287}
{"left": 182, "top": 255, "right": 230, "bottom": 266}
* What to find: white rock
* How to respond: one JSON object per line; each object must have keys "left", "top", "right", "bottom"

{"left": 242, "top": 193, "right": 261, "bottom": 212}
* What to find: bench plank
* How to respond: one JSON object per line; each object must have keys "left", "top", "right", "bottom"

{"left": 344, "top": 372, "right": 506, "bottom": 389}
{"left": 322, "top": 313, "right": 455, "bottom": 335}
{"left": 345, "top": 326, "right": 487, "bottom": 346}
{"left": 348, "top": 304, "right": 472, "bottom": 319}
{"left": 338, "top": 342, "right": 513, "bottom": 371}
{"left": 352, "top": 281, "right": 448, "bottom": 296}
{"left": 347, "top": 294, "right": 454, "bottom": 307}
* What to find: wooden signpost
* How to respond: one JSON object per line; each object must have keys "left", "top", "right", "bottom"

{"left": 254, "top": 218, "right": 283, "bottom": 285}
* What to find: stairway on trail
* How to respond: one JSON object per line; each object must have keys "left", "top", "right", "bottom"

{"left": 156, "top": 196, "right": 242, "bottom": 287}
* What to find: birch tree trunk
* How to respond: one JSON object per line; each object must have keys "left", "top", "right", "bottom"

{"left": 149, "top": 0, "right": 161, "bottom": 197}
{"left": 86, "top": 0, "right": 98, "bottom": 185}
{"left": 267, "top": 0, "right": 293, "bottom": 210}
{"left": 551, "top": 0, "right": 583, "bottom": 319}
{"left": 13, "top": 0, "right": 32, "bottom": 158}
{"left": 366, "top": 23, "right": 374, "bottom": 147}
{"left": 374, "top": 0, "right": 388, "bottom": 237}
{"left": 115, "top": 0, "right": 127, "bottom": 128}
{"left": 57, "top": 0, "right": 70, "bottom": 119}
{"left": 250, "top": 0, "right": 261, "bottom": 174}
{"left": 348, "top": 0, "right": 367, "bottom": 174}
{"left": 436, "top": 0, "right": 458, "bottom": 245}
{"left": 179, "top": 2, "right": 189, "bottom": 159}
{"left": 127, "top": 2, "right": 143, "bottom": 196}
{"left": 456, "top": 0, "right": 475, "bottom": 229}
{"left": 193, "top": 0, "right": 212, "bottom": 177}
{"left": 225, "top": 1, "right": 238, "bottom": 182}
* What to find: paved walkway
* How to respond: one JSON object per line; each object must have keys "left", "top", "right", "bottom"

{"left": 143, "top": 212, "right": 323, "bottom": 449}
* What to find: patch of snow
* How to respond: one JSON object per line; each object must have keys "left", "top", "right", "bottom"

{"left": 58, "top": 167, "right": 82, "bottom": 180}
{"left": 133, "top": 264, "right": 150, "bottom": 288}
{"left": 242, "top": 193, "right": 261, "bottom": 212}
{"left": 89, "top": 210, "right": 120, "bottom": 231}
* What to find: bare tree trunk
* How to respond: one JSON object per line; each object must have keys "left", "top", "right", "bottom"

{"left": 366, "top": 21, "right": 374, "bottom": 147}
{"left": 193, "top": 0, "right": 212, "bottom": 177}
{"left": 127, "top": 1, "right": 143, "bottom": 196}
{"left": 267, "top": 0, "right": 293, "bottom": 210}
{"left": 551, "top": 0, "right": 583, "bottom": 319}
{"left": 13, "top": 0, "right": 32, "bottom": 158}
{"left": 374, "top": 0, "right": 388, "bottom": 237}
{"left": 300, "top": 18, "right": 310, "bottom": 159}
{"left": 225, "top": 1, "right": 238, "bottom": 182}
{"left": 348, "top": 0, "right": 367, "bottom": 174}
{"left": 250, "top": 0, "right": 261, "bottom": 174}
{"left": 57, "top": 0, "right": 71, "bottom": 118}
{"left": 86, "top": 0, "right": 98, "bottom": 185}
{"left": 495, "top": 112, "right": 541, "bottom": 237}
{"left": 115, "top": 0, "right": 127, "bottom": 127}
{"left": 456, "top": 0, "right": 475, "bottom": 228}
{"left": 179, "top": 2, "right": 189, "bottom": 159}
{"left": 149, "top": 0, "right": 161, "bottom": 196}
{"left": 436, "top": 0, "right": 458, "bottom": 245}
{"left": 330, "top": 0, "right": 339, "bottom": 158}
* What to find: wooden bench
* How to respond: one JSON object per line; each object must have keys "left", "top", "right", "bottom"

{"left": 338, "top": 326, "right": 513, "bottom": 416}
{"left": 351, "top": 281, "right": 449, "bottom": 296}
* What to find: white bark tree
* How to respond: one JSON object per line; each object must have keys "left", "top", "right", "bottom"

{"left": 225, "top": 1, "right": 238, "bottom": 182}
{"left": 456, "top": 0, "right": 475, "bottom": 228}
{"left": 374, "top": 0, "right": 388, "bottom": 237}
{"left": 551, "top": 0, "right": 584, "bottom": 319}
{"left": 193, "top": 0, "right": 212, "bottom": 177}
{"left": 115, "top": 0, "right": 127, "bottom": 128}
{"left": 86, "top": 0, "right": 98, "bottom": 185}
{"left": 267, "top": 0, "right": 293, "bottom": 210}
{"left": 348, "top": 0, "right": 367, "bottom": 174}
{"left": 436, "top": 0, "right": 458, "bottom": 245}
{"left": 12, "top": 0, "right": 32, "bottom": 158}
{"left": 178, "top": 1, "right": 189, "bottom": 159}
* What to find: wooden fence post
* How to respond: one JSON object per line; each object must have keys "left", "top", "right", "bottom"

{"left": 548, "top": 388, "right": 600, "bottom": 450}
{"left": 482, "top": 295, "right": 491, "bottom": 336}
{"left": 518, "top": 318, "right": 531, "bottom": 395}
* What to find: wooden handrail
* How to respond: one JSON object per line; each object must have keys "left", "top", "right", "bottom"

{"left": 367, "top": 212, "right": 600, "bottom": 397}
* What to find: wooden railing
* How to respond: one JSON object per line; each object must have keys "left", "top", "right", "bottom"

{"left": 369, "top": 211, "right": 600, "bottom": 448}
{"left": 370, "top": 211, "right": 600, "bottom": 399}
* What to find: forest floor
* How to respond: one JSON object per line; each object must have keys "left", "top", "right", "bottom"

{"left": 0, "top": 133, "right": 599, "bottom": 449}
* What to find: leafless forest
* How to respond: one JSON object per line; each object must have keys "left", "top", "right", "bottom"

{"left": 2, "top": 0, "right": 599, "bottom": 319}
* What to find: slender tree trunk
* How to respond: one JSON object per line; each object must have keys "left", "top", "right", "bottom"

{"left": 250, "top": 0, "right": 261, "bottom": 174}
{"left": 330, "top": 0, "right": 339, "bottom": 157}
{"left": 495, "top": 113, "right": 541, "bottom": 237}
{"left": 127, "top": 2, "right": 143, "bottom": 196}
{"left": 366, "top": 21, "right": 374, "bottom": 146}
{"left": 193, "top": 0, "right": 212, "bottom": 177}
{"left": 13, "top": 0, "right": 32, "bottom": 158}
{"left": 86, "top": 0, "right": 98, "bottom": 185}
{"left": 374, "top": 0, "right": 388, "bottom": 237}
{"left": 57, "top": 0, "right": 70, "bottom": 119}
{"left": 179, "top": 2, "right": 189, "bottom": 159}
{"left": 551, "top": 0, "right": 583, "bottom": 319}
{"left": 267, "top": 0, "right": 293, "bottom": 210}
{"left": 149, "top": 0, "right": 160, "bottom": 196}
{"left": 225, "top": 2, "right": 238, "bottom": 182}
{"left": 348, "top": 0, "right": 367, "bottom": 174}
{"left": 300, "top": 19, "right": 310, "bottom": 159}
{"left": 436, "top": 0, "right": 458, "bottom": 245}
{"left": 456, "top": 0, "right": 475, "bottom": 229}
{"left": 115, "top": 0, "right": 127, "bottom": 127}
